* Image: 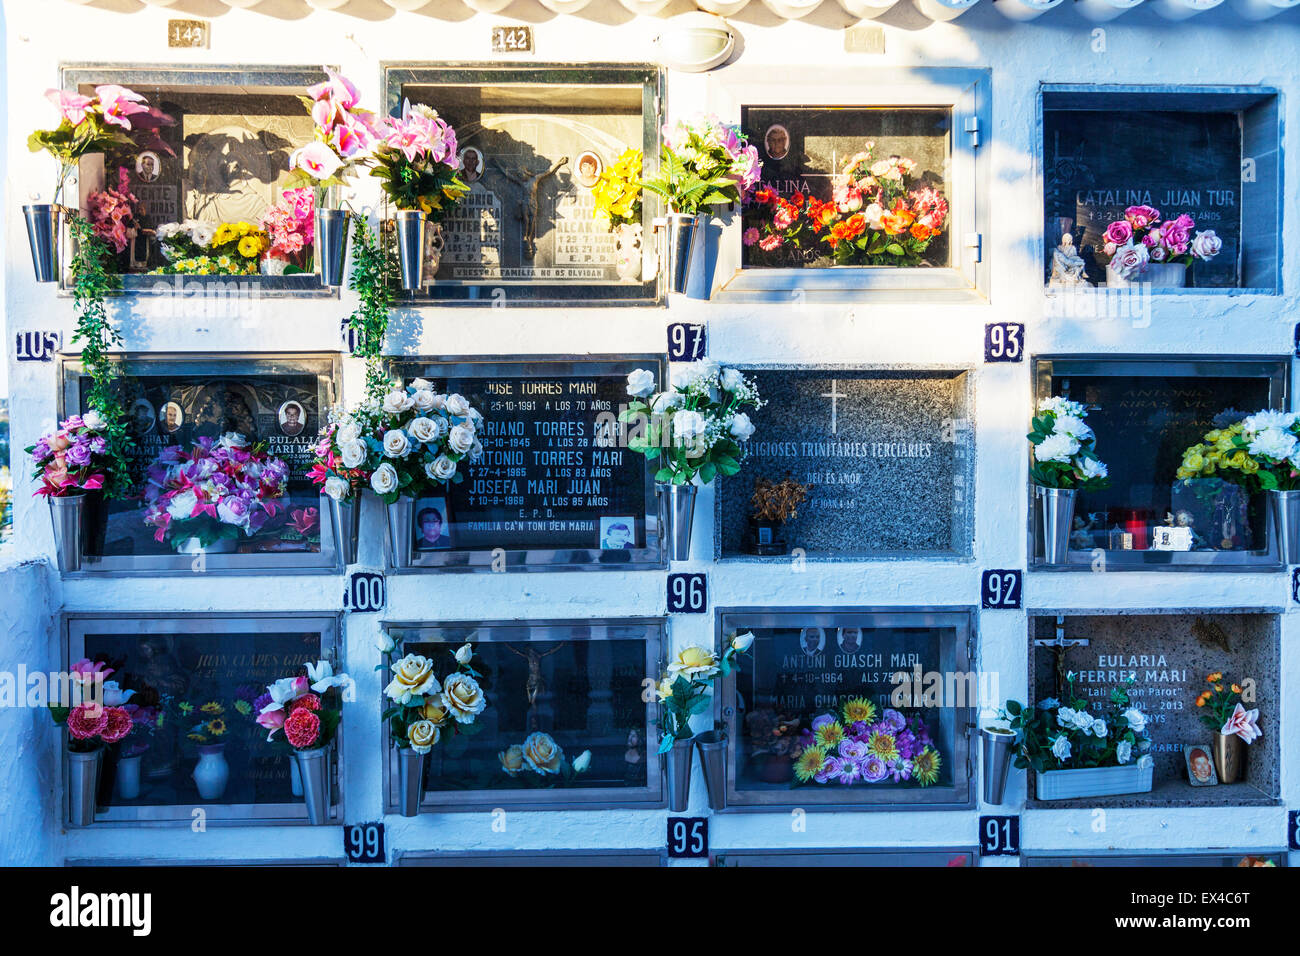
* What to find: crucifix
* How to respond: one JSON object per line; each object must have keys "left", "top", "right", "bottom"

{"left": 821, "top": 379, "right": 847, "bottom": 435}
{"left": 492, "top": 156, "right": 569, "bottom": 260}
{"left": 1033, "top": 614, "right": 1090, "bottom": 699}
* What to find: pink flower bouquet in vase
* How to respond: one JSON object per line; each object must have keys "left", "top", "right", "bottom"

{"left": 141, "top": 432, "right": 289, "bottom": 555}
{"left": 49, "top": 658, "right": 137, "bottom": 825}
{"left": 27, "top": 410, "right": 113, "bottom": 571}
{"left": 1102, "top": 205, "right": 1221, "bottom": 288}
{"left": 259, "top": 187, "right": 315, "bottom": 275}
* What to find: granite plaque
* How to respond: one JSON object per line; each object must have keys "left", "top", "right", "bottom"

{"left": 1031, "top": 613, "right": 1279, "bottom": 805}
{"left": 1044, "top": 110, "right": 1241, "bottom": 287}
{"left": 717, "top": 368, "right": 973, "bottom": 559}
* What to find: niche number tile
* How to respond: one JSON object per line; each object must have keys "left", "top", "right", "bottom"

{"left": 667, "top": 322, "right": 707, "bottom": 362}
{"left": 344, "top": 822, "right": 385, "bottom": 864}
{"left": 15, "top": 330, "right": 60, "bottom": 363}
{"left": 491, "top": 25, "right": 533, "bottom": 54}
{"left": 667, "top": 573, "right": 708, "bottom": 614}
{"left": 1289, "top": 810, "right": 1300, "bottom": 851}
{"left": 667, "top": 817, "right": 709, "bottom": 859}
{"left": 984, "top": 323, "right": 1023, "bottom": 363}
{"left": 344, "top": 571, "right": 386, "bottom": 613}
{"left": 979, "top": 815, "right": 1020, "bottom": 856}
{"left": 981, "top": 570, "right": 1023, "bottom": 609}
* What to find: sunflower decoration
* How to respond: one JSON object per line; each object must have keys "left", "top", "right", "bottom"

{"left": 814, "top": 719, "right": 845, "bottom": 749}
{"left": 912, "top": 747, "right": 942, "bottom": 787}
{"left": 841, "top": 697, "right": 877, "bottom": 725}
{"left": 867, "top": 730, "right": 899, "bottom": 763}
{"left": 793, "top": 745, "right": 827, "bottom": 783}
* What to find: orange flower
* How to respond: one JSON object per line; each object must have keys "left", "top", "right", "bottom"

{"left": 910, "top": 222, "right": 934, "bottom": 242}
{"left": 807, "top": 199, "right": 837, "bottom": 232}
{"left": 1207, "top": 672, "right": 1222, "bottom": 683}
{"left": 1231, "top": 684, "right": 1242, "bottom": 694}
{"left": 1215, "top": 684, "right": 1223, "bottom": 693}
{"left": 880, "top": 202, "right": 915, "bottom": 235}
{"left": 1196, "top": 695, "right": 1207, "bottom": 707}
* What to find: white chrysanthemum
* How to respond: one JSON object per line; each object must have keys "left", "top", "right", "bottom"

{"left": 1247, "top": 427, "right": 1297, "bottom": 463}
{"left": 1034, "top": 431, "right": 1080, "bottom": 463}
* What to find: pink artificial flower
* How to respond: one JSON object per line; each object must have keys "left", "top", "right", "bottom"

{"left": 100, "top": 707, "right": 134, "bottom": 744}
{"left": 66, "top": 704, "right": 110, "bottom": 741}
{"left": 742, "top": 227, "right": 760, "bottom": 247}
{"left": 256, "top": 708, "right": 285, "bottom": 741}
{"left": 284, "top": 708, "right": 321, "bottom": 749}
{"left": 1103, "top": 220, "right": 1133, "bottom": 246}
{"left": 94, "top": 84, "right": 148, "bottom": 130}
{"left": 307, "top": 67, "right": 359, "bottom": 110}
{"left": 1124, "top": 205, "right": 1161, "bottom": 230}
{"left": 71, "top": 658, "right": 114, "bottom": 686}
{"left": 291, "top": 141, "right": 343, "bottom": 181}
{"left": 758, "top": 233, "right": 783, "bottom": 252}
{"left": 1221, "top": 702, "right": 1261, "bottom": 744}
{"left": 46, "top": 88, "right": 95, "bottom": 127}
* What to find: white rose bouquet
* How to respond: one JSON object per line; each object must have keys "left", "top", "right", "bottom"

{"left": 380, "top": 641, "right": 489, "bottom": 755}
{"left": 1028, "top": 396, "right": 1109, "bottom": 490}
{"left": 1001, "top": 674, "right": 1152, "bottom": 774}
{"left": 654, "top": 632, "right": 754, "bottom": 754}
{"left": 619, "top": 362, "right": 763, "bottom": 486}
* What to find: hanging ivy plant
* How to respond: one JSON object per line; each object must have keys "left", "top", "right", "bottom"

{"left": 346, "top": 215, "right": 398, "bottom": 399}
{"left": 68, "top": 214, "right": 134, "bottom": 497}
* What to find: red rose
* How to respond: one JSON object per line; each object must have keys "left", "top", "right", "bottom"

{"left": 66, "top": 704, "right": 109, "bottom": 740}
{"left": 289, "top": 693, "right": 322, "bottom": 713}
{"left": 100, "top": 706, "right": 134, "bottom": 744}
{"left": 284, "top": 707, "right": 321, "bottom": 749}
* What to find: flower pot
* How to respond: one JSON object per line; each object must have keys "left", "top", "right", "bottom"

{"left": 294, "top": 747, "right": 331, "bottom": 825}
{"left": 695, "top": 731, "right": 727, "bottom": 811}
{"left": 315, "top": 208, "right": 350, "bottom": 287}
{"left": 327, "top": 495, "right": 361, "bottom": 566}
{"left": 395, "top": 210, "right": 428, "bottom": 291}
{"left": 24, "top": 203, "right": 64, "bottom": 283}
{"left": 1036, "top": 486, "right": 1077, "bottom": 564}
{"left": 396, "top": 747, "right": 426, "bottom": 817}
{"left": 67, "top": 749, "right": 102, "bottom": 827}
{"left": 981, "top": 728, "right": 1015, "bottom": 805}
{"left": 174, "top": 536, "right": 239, "bottom": 556}
{"left": 665, "top": 736, "right": 695, "bottom": 812}
{"left": 386, "top": 497, "right": 415, "bottom": 568}
{"left": 614, "top": 223, "right": 643, "bottom": 281}
{"left": 1036, "top": 761, "right": 1153, "bottom": 800}
{"left": 658, "top": 212, "right": 704, "bottom": 295}
{"left": 1105, "top": 260, "right": 1186, "bottom": 289}
{"left": 1268, "top": 489, "right": 1300, "bottom": 565}
{"left": 1212, "top": 731, "right": 1246, "bottom": 784}
{"left": 48, "top": 492, "right": 88, "bottom": 573}
{"left": 192, "top": 744, "right": 230, "bottom": 800}
{"left": 116, "top": 753, "right": 143, "bottom": 800}
{"left": 290, "top": 756, "right": 303, "bottom": 797}
{"left": 744, "top": 517, "right": 786, "bottom": 556}
{"left": 657, "top": 481, "right": 699, "bottom": 562}
{"left": 424, "top": 221, "right": 446, "bottom": 278}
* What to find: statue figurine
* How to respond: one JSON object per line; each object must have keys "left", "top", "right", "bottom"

{"left": 1050, "top": 232, "right": 1088, "bottom": 287}
{"left": 494, "top": 156, "right": 569, "bottom": 260}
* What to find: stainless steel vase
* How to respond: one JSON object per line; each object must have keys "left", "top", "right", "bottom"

{"left": 659, "top": 212, "right": 704, "bottom": 295}
{"left": 396, "top": 747, "right": 426, "bottom": 817}
{"left": 49, "top": 493, "right": 87, "bottom": 573}
{"left": 1036, "top": 486, "right": 1077, "bottom": 565}
{"left": 68, "top": 749, "right": 102, "bottom": 827}
{"left": 1268, "top": 489, "right": 1300, "bottom": 565}
{"left": 294, "top": 747, "right": 331, "bottom": 825}
{"left": 395, "top": 210, "right": 427, "bottom": 291}
{"left": 23, "top": 203, "right": 62, "bottom": 282}
{"left": 981, "top": 727, "right": 1016, "bottom": 805}
{"left": 327, "top": 495, "right": 360, "bottom": 566}
{"left": 315, "top": 208, "right": 350, "bottom": 287}
{"left": 657, "top": 481, "right": 699, "bottom": 562}
{"left": 695, "top": 731, "right": 727, "bottom": 811}
{"left": 385, "top": 497, "right": 414, "bottom": 568}
{"left": 665, "top": 736, "right": 695, "bottom": 813}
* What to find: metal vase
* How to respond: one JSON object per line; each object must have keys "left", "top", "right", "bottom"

{"left": 695, "top": 731, "right": 727, "bottom": 811}
{"left": 981, "top": 728, "right": 1016, "bottom": 805}
{"left": 660, "top": 212, "right": 704, "bottom": 295}
{"left": 68, "top": 749, "right": 102, "bottom": 827}
{"left": 1036, "top": 486, "right": 1077, "bottom": 564}
{"left": 665, "top": 736, "right": 695, "bottom": 813}
{"left": 395, "top": 210, "right": 428, "bottom": 291}
{"left": 327, "top": 495, "right": 361, "bottom": 566}
{"left": 1268, "top": 490, "right": 1300, "bottom": 565}
{"left": 657, "top": 481, "right": 699, "bottom": 562}
{"left": 48, "top": 493, "right": 87, "bottom": 573}
{"left": 315, "top": 209, "right": 350, "bottom": 287}
{"left": 386, "top": 497, "right": 415, "bottom": 568}
{"left": 396, "top": 747, "right": 427, "bottom": 817}
{"left": 23, "top": 203, "right": 62, "bottom": 282}
{"left": 294, "top": 747, "right": 331, "bottom": 825}
{"left": 1212, "top": 731, "right": 1245, "bottom": 784}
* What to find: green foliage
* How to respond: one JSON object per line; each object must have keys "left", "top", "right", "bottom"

{"left": 639, "top": 143, "right": 742, "bottom": 216}
{"left": 370, "top": 151, "right": 469, "bottom": 217}
{"left": 346, "top": 217, "right": 398, "bottom": 400}
{"left": 68, "top": 214, "right": 134, "bottom": 498}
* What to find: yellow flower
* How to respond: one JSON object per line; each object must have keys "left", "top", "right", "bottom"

{"left": 667, "top": 645, "right": 719, "bottom": 680}
{"left": 499, "top": 744, "right": 525, "bottom": 776}
{"left": 238, "top": 235, "right": 265, "bottom": 259}
{"left": 1207, "top": 672, "right": 1223, "bottom": 683}
{"left": 793, "top": 745, "right": 826, "bottom": 782}
{"left": 522, "top": 731, "right": 564, "bottom": 774}
{"left": 841, "top": 697, "right": 877, "bottom": 724}
{"left": 419, "top": 698, "right": 451, "bottom": 725}
{"left": 1232, "top": 683, "right": 1243, "bottom": 694}
{"left": 913, "top": 747, "right": 941, "bottom": 786}
{"left": 867, "top": 731, "right": 899, "bottom": 762}
{"left": 814, "top": 720, "right": 844, "bottom": 749}
{"left": 212, "top": 224, "right": 237, "bottom": 246}
{"left": 206, "top": 718, "right": 227, "bottom": 736}
{"left": 200, "top": 702, "right": 224, "bottom": 715}
{"left": 407, "top": 719, "right": 439, "bottom": 753}
{"left": 654, "top": 677, "right": 674, "bottom": 701}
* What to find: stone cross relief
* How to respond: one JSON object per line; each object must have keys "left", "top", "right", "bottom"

{"left": 492, "top": 156, "right": 569, "bottom": 260}
{"left": 821, "top": 379, "right": 847, "bottom": 435}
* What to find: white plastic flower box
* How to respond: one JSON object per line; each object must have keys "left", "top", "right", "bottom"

{"left": 1036, "top": 762, "right": 1153, "bottom": 800}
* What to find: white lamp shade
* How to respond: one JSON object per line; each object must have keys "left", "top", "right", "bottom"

{"left": 1234, "top": 0, "right": 1298, "bottom": 17}
{"left": 760, "top": 0, "right": 824, "bottom": 15}
{"left": 618, "top": 0, "right": 675, "bottom": 12}
{"left": 992, "top": 0, "right": 1062, "bottom": 18}
{"left": 305, "top": 0, "right": 355, "bottom": 9}
{"left": 537, "top": 0, "right": 594, "bottom": 11}
{"left": 461, "top": 0, "right": 517, "bottom": 10}
{"left": 911, "top": 0, "right": 981, "bottom": 20}
{"left": 836, "top": 0, "right": 900, "bottom": 17}
{"left": 1151, "top": 0, "right": 1223, "bottom": 17}
{"left": 384, "top": 0, "right": 437, "bottom": 10}
{"left": 655, "top": 11, "right": 736, "bottom": 72}
{"left": 695, "top": 0, "right": 752, "bottom": 15}
{"left": 1076, "top": 0, "right": 1144, "bottom": 17}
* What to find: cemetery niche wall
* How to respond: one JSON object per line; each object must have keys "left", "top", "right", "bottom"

{"left": 384, "top": 64, "right": 660, "bottom": 305}
{"left": 383, "top": 619, "right": 665, "bottom": 812}
{"left": 716, "top": 367, "right": 973, "bottom": 560}
{"left": 1028, "top": 611, "right": 1280, "bottom": 809}
{"left": 63, "top": 612, "right": 342, "bottom": 826}
{"left": 714, "top": 607, "right": 975, "bottom": 811}
{"left": 386, "top": 356, "right": 665, "bottom": 571}
{"left": 714, "top": 848, "right": 977, "bottom": 867}
{"left": 58, "top": 352, "right": 341, "bottom": 573}
{"left": 1032, "top": 356, "right": 1290, "bottom": 569}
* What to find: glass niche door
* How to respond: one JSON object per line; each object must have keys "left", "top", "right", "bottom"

{"left": 384, "top": 619, "right": 665, "bottom": 811}
{"left": 715, "top": 607, "right": 975, "bottom": 811}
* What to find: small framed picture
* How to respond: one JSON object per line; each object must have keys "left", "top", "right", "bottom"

{"left": 413, "top": 497, "right": 453, "bottom": 551}
{"left": 599, "top": 516, "right": 635, "bottom": 550}
{"left": 277, "top": 400, "right": 306, "bottom": 437}
{"left": 574, "top": 150, "right": 604, "bottom": 189}
{"left": 799, "top": 627, "right": 825, "bottom": 657}
{"left": 160, "top": 401, "right": 185, "bottom": 434}
{"left": 1152, "top": 526, "right": 1193, "bottom": 551}
{"left": 1184, "top": 744, "right": 1218, "bottom": 786}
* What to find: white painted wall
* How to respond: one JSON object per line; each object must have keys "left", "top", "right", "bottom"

{"left": 3, "top": 0, "right": 1298, "bottom": 866}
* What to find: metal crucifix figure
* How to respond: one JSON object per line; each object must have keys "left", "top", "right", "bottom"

{"left": 493, "top": 156, "right": 569, "bottom": 260}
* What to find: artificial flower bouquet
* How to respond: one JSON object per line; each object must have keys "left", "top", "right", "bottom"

{"left": 259, "top": 187, "right": 315, "bottom": 272}
{"left": 255, "top": 661, "right": 353, "bottom": 751}
{"left": 1177, "top": 410, "right": 1300, "bottom": 493}
{"left": 86, "top": 167, "right": 141, "bottom": 257}
{"left": 592, "top": 147, "right": 643, "bottom": 230}
{"left": 1102, "top": 205, "right": 1221, "bottom": 281}
{"left": 285, "top": 68, "right": 387, "bottom": 192}
{"left": 498, "top": 732, "right": 592, "bottom": 785}
{"left": 27, "top": 411, "right": 111, "bottom": 498}
{"left": 654, "top": 632, "right": 754, "bottom": 754}
{"left": 354, "top": 380, "right": 486, "bottom": 504}
{"left": 1196, "top": 671, "right": 1262, "bottom": 744}
{"left": 141, "top": 432, "right": 289, "bottom": 551}
{"left": 1028, "top": 396, "right": 1110, "bottom": 490}
{"left": 639, "top": 115, "right": 761, "bottom": 216}
{"left": 792, "top": 701, "right": 944, "bottom": 788}
{"left": 1000, "top": 675, "right": 1153, "bottom": 775}
{"left": 308, "top": 405, "right": 381, "bottom": 502}
{"left": 369, "top": 99, "right": 469, "bottom": 218}
{"left": 620, "top": 361, "right": 763, "bottom": 486}
{"left": 743, "top": 143, "right": 949, "bottom": 268}
{"left": 149, "top": 219, "right": 270, "bottom": 276}
{"left": 49, "top": 659, "right": 136, "bottom": 753}
{"left": 154, "top": 219, "right": 218, "bottom": 263}
{"left": 380, "top": 642, "right": 489, "bottom": 755}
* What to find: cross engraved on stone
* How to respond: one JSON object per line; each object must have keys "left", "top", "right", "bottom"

{"left": 493, "top": 156, "right": 569, "bottom": 260}
{"left": 821, "top": 379, "right": 847, "bottom": 435}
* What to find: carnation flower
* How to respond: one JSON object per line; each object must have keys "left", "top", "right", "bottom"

{"left": 284, "top": 707, "right": 321, "bottom": 749}
{"left": 66, "top": 704, "right": 110, "bottom": 741}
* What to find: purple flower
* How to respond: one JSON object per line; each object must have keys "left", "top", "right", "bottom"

{"left": 31, "top": 441, "right": 51, "bottom": 462}
{"left": 217, "top": 495, "right": 252, "bottom": 529}
{"left": 816, "top": 755, "right": 843, "bottom": 784}
{"left": 89, "top": 438, "right": 107, "bottom": 455}
{"left": 65, "top": 441, "right": 92, "bottom": 467}
{"left": 1103, "top": 220, "right": 1133, "bottom": 246}
{"left": 811, "top": 713, "right": 837, "bottom": 733}
{"left": 896, "top": 729, "right": 918, "bottom": 760}
{"left": 861, "top": 755, "right": 888, "bottom": 783}
{"left": 253, "top": 692, "right": 273, "bottom": 713}
{"left": 888, "top": 758, "right": 912, "bottom": 782}
{"left": 839, "top": 739, "right": 868, "bottom": 761}
{"left": 837, "top": 759, "right": 863, "bottom": 785}
{"left": 881, "top": 708, "right": 906, "bottom": 734}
